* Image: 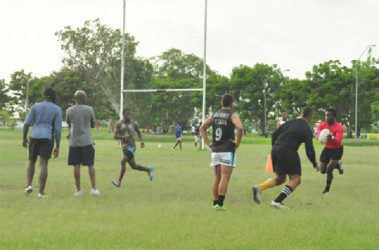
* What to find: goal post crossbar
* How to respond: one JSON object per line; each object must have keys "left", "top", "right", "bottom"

{"left": 123, "top": 88, "right": 203, "bottom": 93}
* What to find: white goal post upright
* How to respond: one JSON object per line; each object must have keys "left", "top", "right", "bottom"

{"left": 120, "top": 0, "right": 208, "bottom": 149}
{"left": 201, "top": 0, "right": 208, "bottom": 150}
{"left": 119, "top": 0, "right": 126, "bottom": 120}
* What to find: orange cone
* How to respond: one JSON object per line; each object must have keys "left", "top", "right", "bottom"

{"left": 265, "top": 154, "right": 273, "bottom": 172}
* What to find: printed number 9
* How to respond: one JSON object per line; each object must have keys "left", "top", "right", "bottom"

{"left": 215, "top": 128, "right": 222, "bottom": 141}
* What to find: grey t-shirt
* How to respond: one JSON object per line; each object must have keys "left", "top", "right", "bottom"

{"left": 66, "top": 104, "right": 95, "bottom": 147}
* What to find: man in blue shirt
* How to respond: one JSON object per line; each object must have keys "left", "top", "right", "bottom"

{"left": 23, "top": 88, "right": 62, "bottom": 198}
{"left": 172, "top": 123, "right": 183, "bottom": 150}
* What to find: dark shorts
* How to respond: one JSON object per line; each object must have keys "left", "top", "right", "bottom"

{"left": 320, "top": 146, "right": 344, "bottom": 163}
{"left": 123, "top": 147, "right": 136, "bottom": 162}
{"left": 68, "top": 144, "right": 95, "bottom": 166}
{"left": 271, "top": 145, "right": 301, "bottom": 176}
{"left": 29, "top": 138, "right": 54, "bottom": 161}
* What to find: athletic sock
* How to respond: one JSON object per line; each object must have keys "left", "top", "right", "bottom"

{"left": 218, "top": 195, "right": 225, "bottom": 206}
{"left": 213, "top": 200, "right": 218, "bottom": 206}
{"left": 325, "top": 180, "right": 332, "bottom": 192}
{"left": 274, "top": 185, "right": 293, "bottom": 203}
{"left": 258, "top": 178, "right": 276, "bottom": 191}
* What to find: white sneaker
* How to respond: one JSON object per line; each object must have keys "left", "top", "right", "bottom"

{"left": 90, "top": 188, "right": 100, "bottom": 196}
{"left": 74, "top": 190, "right": 83, "bottom": 197}
{"left": 25, "top": 186, "right": 33, "bottom": 194}
{"left": 37, "top": 193, "right": 47, "bottom": 198}
{"left": 252, "top": 185, "right": 261, "bottom": 204}
{"left": 270, "top": 201, "right": 289, "bottom": 209}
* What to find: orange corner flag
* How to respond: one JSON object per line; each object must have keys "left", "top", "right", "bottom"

{"left": 265, "top": 154, "right": 273, "bottom": 172}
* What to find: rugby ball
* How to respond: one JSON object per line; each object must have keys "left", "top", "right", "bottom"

{"left": 318, "top": 128, "right": 333, "bottom": 144}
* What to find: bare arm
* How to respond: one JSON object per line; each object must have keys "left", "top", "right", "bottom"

{"left": 113, "top": 121, "right": 125, "bottom": 140}
{"left": 200, "top": 116, "right": 213, "bottom": 147}
{"left": 135, "top": 123, "right": 145, "bottom": 148}
{"left": 231, "top": 113, "right": 243, "bottom": 148}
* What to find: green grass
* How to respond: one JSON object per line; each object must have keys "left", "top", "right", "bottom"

{"left": 1, "top": 128, "right": 379, "bottom": 249}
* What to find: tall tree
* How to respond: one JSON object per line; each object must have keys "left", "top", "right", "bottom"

{"left": 0, "top": 79, "right": 10, "bottom": 111}
{"left": 149, "top": 48, "right": 214, "bottom": 129}
{"left": 229, "top": 63, "right": 284, "bottom": 135}
{"left": 56, "top": 19, "right": 152, "bottom": 117}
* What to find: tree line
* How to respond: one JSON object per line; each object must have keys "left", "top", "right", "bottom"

{"left": 1, "top": 19, "right": 378, "bottom": 137}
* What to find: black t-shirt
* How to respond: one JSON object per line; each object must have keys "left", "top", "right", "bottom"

{"left": 272, "top": 118, "right": 317, "bottom": 167}
{"left": 212, "top": 109, "right": 235, "bottom": 152}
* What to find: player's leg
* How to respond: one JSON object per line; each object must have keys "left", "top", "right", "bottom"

{"left": 212, "top": 165, "right": 221, "bottom": 206}
{"left": 88, "top": 166, "right": 96, "bottom": 189}
{"left": 217, "top": 164, "right": 233, "bottom": 208}
{"left": 333, "top": 146, "right": 344, "bottom": 175}
{"left": 129, "top": 157, "right": 149, "bottom": 172}
{"left": 88, "top": 166, "right": 100, "bottom": 195}
{"left": 271, "top": 174, "right": 300, "bottom": 209}
{"left": 73, "top": 165, "right": 81, "bottom": 192}
{"left": 25, "top": 159, "right": 36, "bottom": 193}
{"left": 253, "top": 147, "right": 285, "bottom": 204}
{"left": 37, "top": 139, "right": 54, "bottom": 197}
{"left": 38, "top": 157, "right": 48, "bottom": 196}
{"left": 69, "top": 146, "right": 83, "bottom": 195}
{"left": 319, "top": 147, "right": 331, "bottom": 194}
{"left": 25, "top": 139, "right": 38, "bottom": 193}
{"left": 324, "top": 158, "right": 340, "bottom": 193}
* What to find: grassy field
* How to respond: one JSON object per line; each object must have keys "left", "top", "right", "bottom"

{"left": 0, "top": 128, "right": 378, "bottom": 249}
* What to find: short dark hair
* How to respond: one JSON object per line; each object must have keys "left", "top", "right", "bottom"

{"left": 326, "top": 108, "right": 337, "bottom": 117}
{"left": 122, "top": 108, "right": 131, "bottom": 115}
{"left": 302, "top": 107, "right": 313, "bottom": 118}
{"left": 44, "top": 88, "right": 56, "bottom": 103}
{"left": 222, "top": 93, "right": 233, "bottom": 107}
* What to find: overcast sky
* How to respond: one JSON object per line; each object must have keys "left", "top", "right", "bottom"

{"left": 1, "top": 0, "right": 378, "bottom": 82}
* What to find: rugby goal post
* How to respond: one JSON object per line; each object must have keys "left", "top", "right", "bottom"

{"left": 119, "top": 0, "right": 208, "bottom": 150}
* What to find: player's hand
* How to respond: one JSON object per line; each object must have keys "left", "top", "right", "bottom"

{"left": 314, "top": 165, "right": 320, "bottom": 172}
{"left": 140, "top": 141, "right": 145, "bottom": 148}
{"left": 22, "top": 139, "right": 28, "bottom": 148}
{"left": 52, "top": 148, "right": 59, "bottom": 159}
{"left": 326, "top": 133, "right": 333, "bottom": 141}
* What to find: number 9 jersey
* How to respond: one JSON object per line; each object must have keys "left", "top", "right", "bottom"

{"left": 211, "top": 109, "right": 235, "bottom": 152}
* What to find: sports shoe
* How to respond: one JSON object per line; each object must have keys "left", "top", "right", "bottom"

{"left": 74, "top": 190, "right": 83, "bottom": 197}
{"left": 270, "top": 201, "right": 289, "bottom": 209}
{"left": 322, "top": 190, "right": 329, "bottom": 195}
{"left": 213, "top": 204, "right": 227, "bottom": 211}
{"left": 37, "top": 193, "right": 47, "bottom": 198}
{"left": 24, "top": 186, "right": 33, "bottom": 194}
{"left": 252, "top": 185, "right": 261, "bottom": 204}
{"left": 148, "top": 166, "right": 154, "bottom": 181}
{"left": 112, "top": 180, "right": 121, "bottom": 187}
{"left": 337, "top": 160, "right": 344, "bottom": 175}
{"left": 90, "top": 188, "right": 101, "bottom": 196}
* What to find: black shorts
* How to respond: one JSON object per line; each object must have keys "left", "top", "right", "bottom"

{"left": 320, "top": 146, "right": 343, "bottom": 163}
{"left": 29, "top": 138, "right": 54, "bottom": 161}
{"left": 271, "top": 145, "right": 301, "bottom": 176}
{"left": 68, "top": 144, "right": 95, "bottom": 166}
{"left": 123, "top": 147, "right": 136, "bottom": 162}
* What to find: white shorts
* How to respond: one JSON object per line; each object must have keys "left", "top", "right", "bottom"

{"left": 211, "top": 152, "right": 237, "bottom": 167}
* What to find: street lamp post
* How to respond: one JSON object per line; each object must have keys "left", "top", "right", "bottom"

{"left": 25, "top": 79, "right": 31, "bottom": 113}
{"left": 354, "top": 44, "right": 376, "bottom": 139}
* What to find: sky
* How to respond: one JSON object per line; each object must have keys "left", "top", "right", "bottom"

{"left": 1, "top": 0, "right": 378, "bottom": 82}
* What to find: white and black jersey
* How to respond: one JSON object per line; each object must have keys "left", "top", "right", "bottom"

{"left": 212, "top": 109, "right": 235, "bottom": 152}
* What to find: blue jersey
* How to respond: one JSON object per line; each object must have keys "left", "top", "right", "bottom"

{"left": 23, "top": 101, "right": 62, "bottom": 147}
{"left": 175, "top": 125, "right": 182, "bottom": 139}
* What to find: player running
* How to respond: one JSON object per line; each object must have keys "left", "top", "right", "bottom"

{"left": 316, "top": 108, "right": 344, "bottom": 195}
{"left": 111, "top": 109, "right": 154, "bottom": 187}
